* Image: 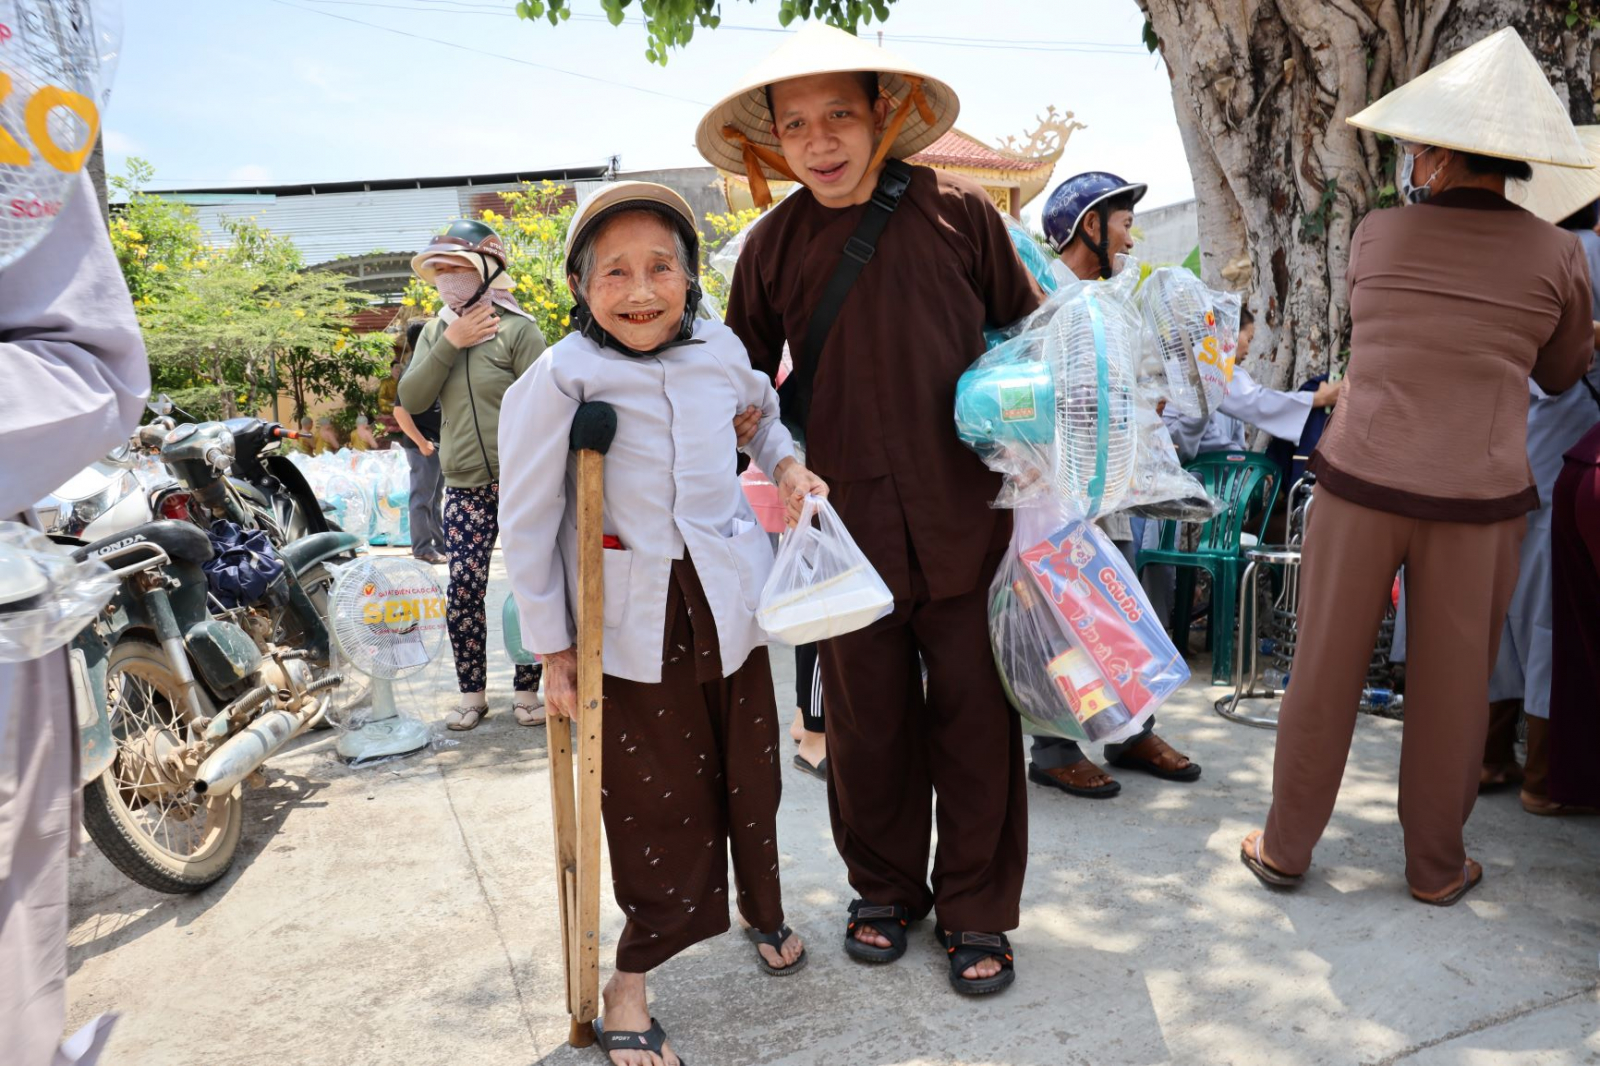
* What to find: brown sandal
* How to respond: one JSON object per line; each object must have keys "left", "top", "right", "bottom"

{"left": 1520, "top": 791, "right": 1598, "bottom": 817}
{"left": 1240, "top": 830, "right": 1302, "bottom": 890}
{"left": 1111, "top": 732, "right": 1202, "bottom": 782}
{"left": 1029, "top": 760, "right": 1121, "bottom": 798}
{"left": 1411, "top": 859, "right": 1482, "bottom": 906}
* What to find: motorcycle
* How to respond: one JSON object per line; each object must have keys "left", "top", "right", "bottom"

{"left": 70, "top": 508, "right": 361, "bottom": 892}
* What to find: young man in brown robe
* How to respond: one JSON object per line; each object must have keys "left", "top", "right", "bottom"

{"left": 702, "top": 24, "right": 1043, "bottom": 994}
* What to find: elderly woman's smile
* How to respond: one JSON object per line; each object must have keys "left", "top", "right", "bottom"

{"left": 573, "top": 211, "right": 691, "bottom": 352}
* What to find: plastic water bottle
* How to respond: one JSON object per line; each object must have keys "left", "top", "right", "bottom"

{"left": 1362, "top": 686, "right": 1394, "bottom": 709}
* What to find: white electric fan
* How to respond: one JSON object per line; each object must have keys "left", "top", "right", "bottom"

{"left": 1140, "top": 268, "right": 1237, "bottom": 421}
{"left": 1042, "top": 287, "right": 1139, "bottom": 517}
{"left": 326, "top": 556, "right": 447, "bottom": 762}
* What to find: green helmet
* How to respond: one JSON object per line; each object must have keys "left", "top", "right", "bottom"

{"left": 411, "top": 219, "right": 512, "bottom": 288}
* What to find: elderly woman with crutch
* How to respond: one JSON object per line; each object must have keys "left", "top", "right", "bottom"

{"left": 499, "top": 182, "right": 826, "bottom": 1064}
{"left": 1240, "top": 29, "right": 1596, "bottom": 907}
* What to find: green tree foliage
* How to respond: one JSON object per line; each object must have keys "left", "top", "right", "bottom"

{"left": 513, "top": 0, "right": 900, "bottom": 64}
{"left": 111, "top": 160, "right": 387, "bottom": 423}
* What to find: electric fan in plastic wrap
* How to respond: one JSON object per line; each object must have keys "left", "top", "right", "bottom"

{"left": 323, "top": 473, "right": 371, "bottom": 542}
{"left": 1139, "top": 268, "right": 1241, "bottom": 421}
{"left": 326, "top": 556, "right": 447, "bottom": 762}
{"left": 1040, "top": 287, "right": 1139, "bottom": 517}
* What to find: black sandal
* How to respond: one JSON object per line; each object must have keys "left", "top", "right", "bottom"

{"left": 744, "top": 923, "right": 807, "bottom": 976}
{"left": 937, "top": 929, "right": 1016, "bottom": 996}
{"left": 593, "top": 1017, "right": 686, "bottom": 1065}
{"left": 843, "top": 899, "right": 910, "bottom": 963}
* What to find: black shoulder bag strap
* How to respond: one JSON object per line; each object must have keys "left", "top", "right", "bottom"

{"left": 778, "top": 159, "right": 913, "bottom": 444}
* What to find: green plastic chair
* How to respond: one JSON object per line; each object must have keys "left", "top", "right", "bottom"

{"left": 1136, "top": 451, "right": 1281, "bottom": 684}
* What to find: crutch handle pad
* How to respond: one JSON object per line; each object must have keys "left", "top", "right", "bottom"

{"left": 570, "top": 401, "right": 618, "bottom": 455}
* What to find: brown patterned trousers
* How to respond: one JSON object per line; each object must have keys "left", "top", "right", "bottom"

{"left": 599, "top": 556, "right": 786, "bottom": 973}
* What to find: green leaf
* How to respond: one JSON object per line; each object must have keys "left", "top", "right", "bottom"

{"left": 1566, "top": 10, "right": 1580, "bottom": 27}
{"left": 777, "top": 4, "right": 795, "bottom": 27}
{"left": 1142, "top": 17, "right": 1159, "bottom": 54}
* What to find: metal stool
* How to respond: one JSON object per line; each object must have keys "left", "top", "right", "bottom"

{"left": 1214, "top": 545, "right": 1301, "bottom": 728}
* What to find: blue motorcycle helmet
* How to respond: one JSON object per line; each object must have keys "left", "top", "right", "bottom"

{"left": 1042, "top": 171, "right": 1148, "bottom": 280}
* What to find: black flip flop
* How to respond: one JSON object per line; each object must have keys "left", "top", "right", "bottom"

{"left": 745, "top": 923, "right": 808, "bottom": 976}
{"left": 593, "top": 1017, "right": 686, "bottom": 1065}
{"left": 792, "top": 753, "right": 828, "bottom": 781}
{"left": 844, "top": 899, "right": 910, "bottom": 963}
{"left": 936, "top": 929, "right": 1016, "bottom": 996}
{"left": 1028, "top": 762, "right": 1121, "bottom": 799}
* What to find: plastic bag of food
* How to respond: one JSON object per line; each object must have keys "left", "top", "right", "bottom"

{"left": 989, "top": 503, "right": 1188, "bottom": 744}
{"left": 758, "top": 496, "right": 892, "bottom": 644}
{"left": 0, "top": 522, "right": 118, "bottom": 663}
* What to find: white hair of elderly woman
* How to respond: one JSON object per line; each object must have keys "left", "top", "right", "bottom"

{"left": 571, "top": 208, "right": 695, "bottom": 300}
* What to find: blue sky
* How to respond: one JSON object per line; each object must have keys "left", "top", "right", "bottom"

{"left": 110, "top": 0, "right": 1195, "bottom": 214}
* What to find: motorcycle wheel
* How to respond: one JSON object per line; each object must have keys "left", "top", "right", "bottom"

{"left": 82, "top": 639, "right": 244, "bottom": 894}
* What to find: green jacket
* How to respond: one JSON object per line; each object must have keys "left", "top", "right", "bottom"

{"left": 399, "top": 313, "right": 546, "bottom": 488}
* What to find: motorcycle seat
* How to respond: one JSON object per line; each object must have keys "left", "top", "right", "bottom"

{"left": 72, "top": 519, "right": 215, "bottom": 566}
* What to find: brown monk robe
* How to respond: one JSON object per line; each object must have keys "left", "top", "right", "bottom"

{"left": 725, "top": 164, "right": 1043, "bottom": 935}
{"left": 1247, "top": 186, "right": 1593, "bottom": 901}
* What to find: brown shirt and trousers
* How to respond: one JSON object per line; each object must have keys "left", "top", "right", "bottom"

{"left": 1265, "top": 189, "right": 1593, "bottom": 894}
{"left": 725, "top": 166, "right": 1043, "bottom": 932}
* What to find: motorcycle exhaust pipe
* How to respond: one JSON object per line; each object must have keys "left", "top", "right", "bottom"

{"left": 192, "top": 697, "right": 324, "bottom": 796}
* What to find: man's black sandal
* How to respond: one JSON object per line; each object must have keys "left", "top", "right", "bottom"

{"left": 844, "top": 899, "right": 910, "bottom": 963}
{"left": 745, "top": 923, "right": 808, "bottom": 976}
{"left": 937, "top": 929, "right": 1016, "bottom": 995}
{"left": 594, "top": 1017, "right": 686, "bottom": 1064}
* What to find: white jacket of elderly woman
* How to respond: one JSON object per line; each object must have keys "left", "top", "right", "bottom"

{"left": 495, "top": 183, "right": 815, "bottom": 1050}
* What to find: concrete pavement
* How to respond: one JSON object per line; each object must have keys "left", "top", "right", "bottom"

{"left": 65, "top": 551, "right": 1600, "bottom": 1065}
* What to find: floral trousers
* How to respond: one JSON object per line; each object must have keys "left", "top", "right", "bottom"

{"left": 444, "top": 483, "right": 539, "bottom": 695}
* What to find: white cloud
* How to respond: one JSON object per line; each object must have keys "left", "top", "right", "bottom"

{"left": 228, "top": 163, "right": 272, "bottom": 183}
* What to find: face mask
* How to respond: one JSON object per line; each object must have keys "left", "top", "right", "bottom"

{"left": 434, "top": 271, "right": 487, "bottom": 313}
{"left": 1398, "top": 147, "right": 1436, "bottom": 205}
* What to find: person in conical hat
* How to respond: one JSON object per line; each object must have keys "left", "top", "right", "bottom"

{"left": 498, "top": 181, "right": 826, "bottom": 1063}
{"left": 1240, "top": 27, "right": 1597, "bottom": 907}
{"left": 708, "top": 24, "right": 1046, "bottom": 994}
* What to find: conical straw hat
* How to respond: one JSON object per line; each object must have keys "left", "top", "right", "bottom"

{"left": 695, "top": 22, "right": 958, "bottom": 184}
{"left": 1348, "top": 27, "right": 1591, "bottom": 168}
{"left": 1507, "top": 126, "right": 1600, "bottom": 222}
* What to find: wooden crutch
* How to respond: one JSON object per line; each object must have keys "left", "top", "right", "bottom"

{"left": 548, "top": 400, "right": 616, "bottom": 1048}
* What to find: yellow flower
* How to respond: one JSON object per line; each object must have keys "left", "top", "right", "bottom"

{"left": 521, "top": 274, "right": 533, "bottom": 287}
{"left": 133, "top": 246, "right": 147, "bottom": 258}
{"left": 561, "top": 316, "right": 569, "bottom": 327}
{"left": 543, "top": 299, "right": 556, "bottom": 309}
{"left": 340, "top": 326, "right": 351, "bottom": 333}
{"left": 401, "top": 297, "right": 416, "bottom": 307}
{"left": 151, "top": 262, "right": 167, "bottom": 272}
{"left": 125, "top": 229, "right": 143, "bottom": 241}
{"left": 334, "top": 338, "right": 347, "bottom": 352}
{"left": 292, "top": 308, "right": 306, "bottom": 318}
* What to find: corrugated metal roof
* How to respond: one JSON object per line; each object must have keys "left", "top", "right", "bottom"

{"left": 188, "top": 186, "right": 465, "bottom": 265}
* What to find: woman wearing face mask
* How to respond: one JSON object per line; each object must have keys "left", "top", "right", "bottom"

{"left": 1239, "top": 29, "right": 1596, "bottom": 907}
{"left": 399, "top": 220, "right": 546, "bottom": 730}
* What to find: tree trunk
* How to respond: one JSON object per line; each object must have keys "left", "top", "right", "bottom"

{"left": 86, "top": 135, "right": 109, "bottom": 226}
{"left": 1138, "top": 0, "right": 1600, "bottom": 394}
